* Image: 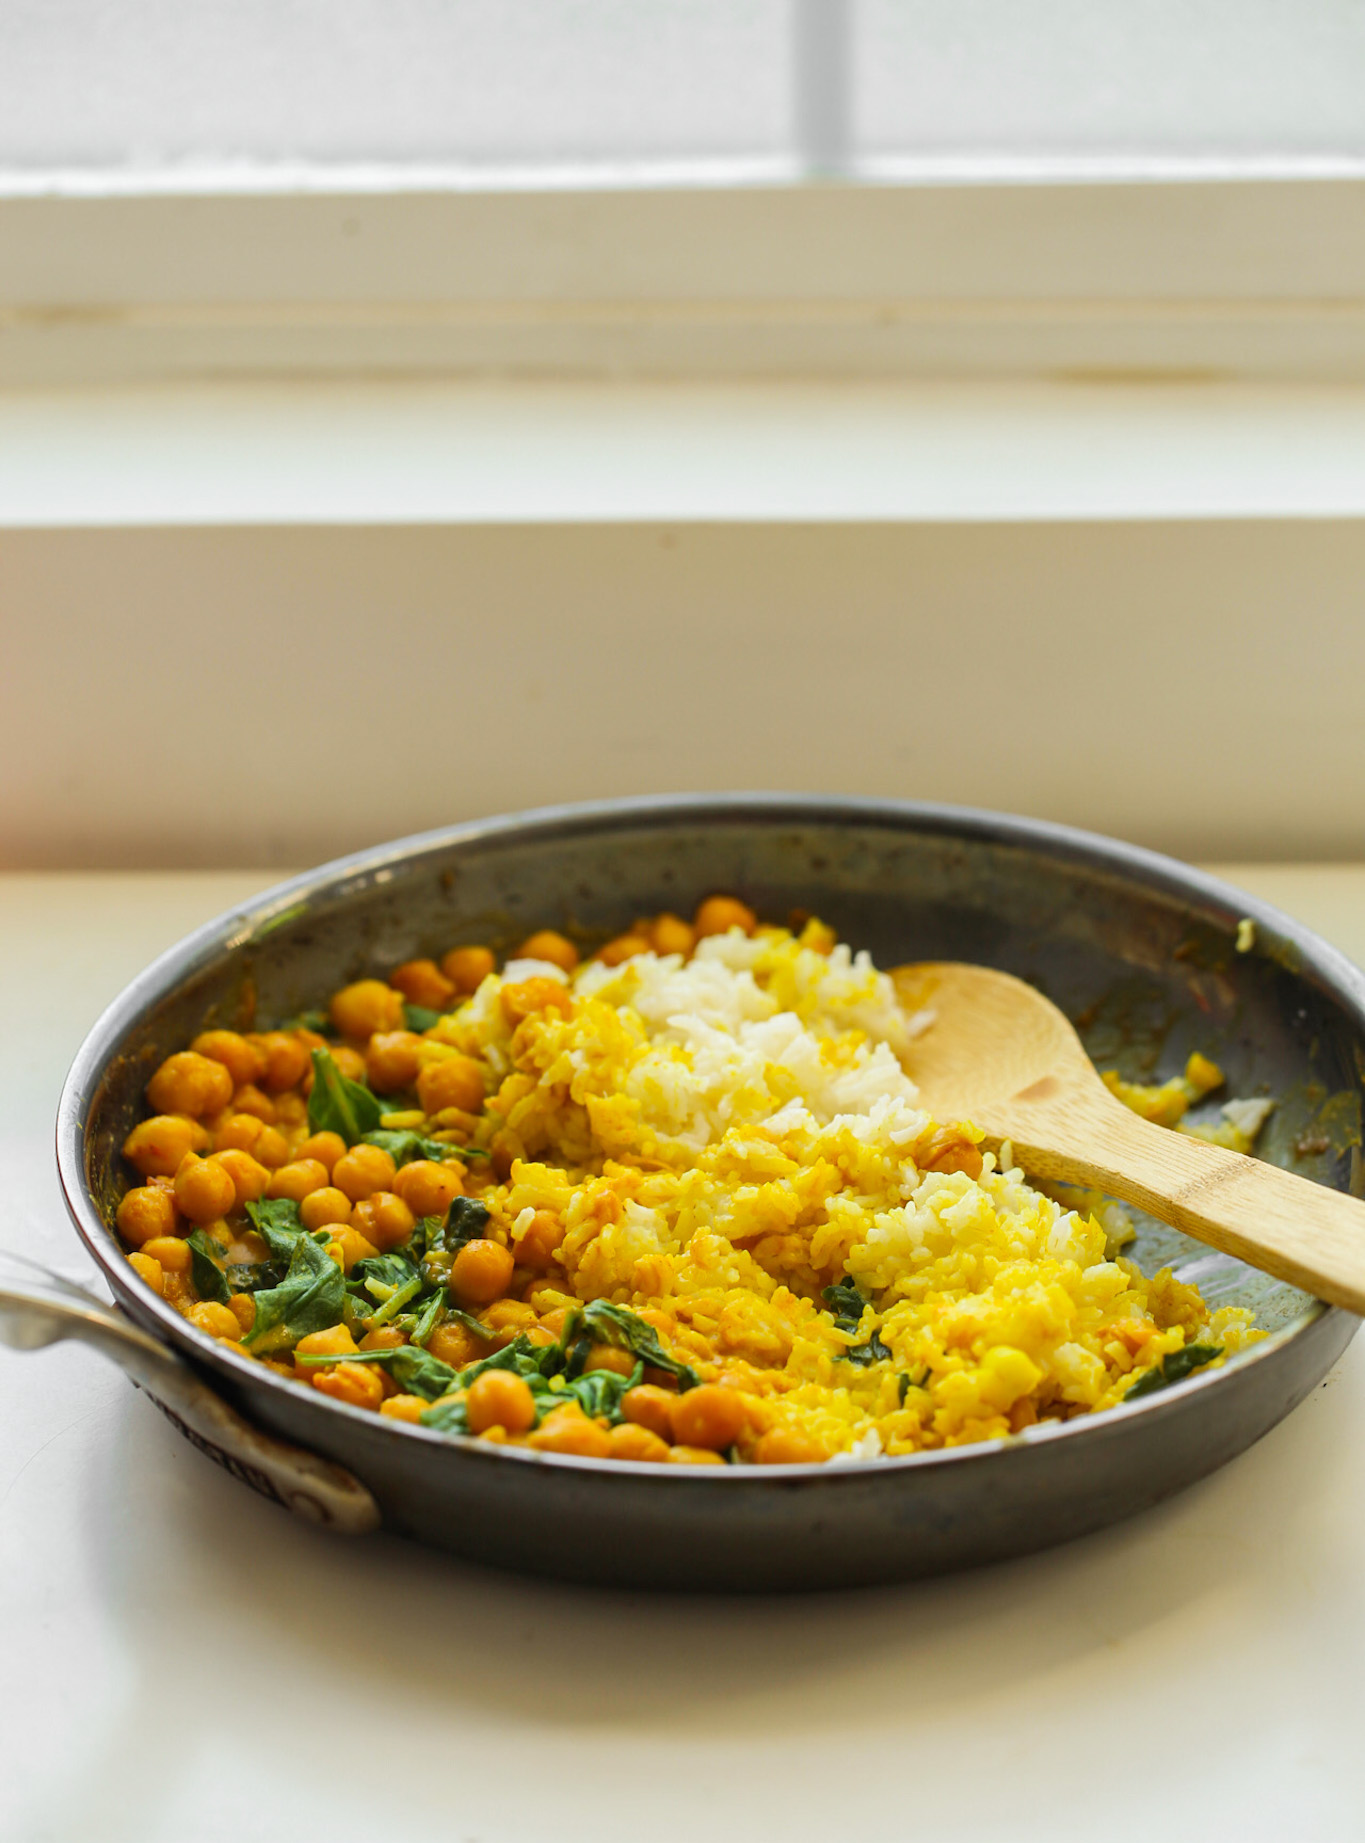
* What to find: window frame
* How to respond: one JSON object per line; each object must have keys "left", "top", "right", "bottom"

{"left": 4, "top": 176, "right": 1365, "bottom": 386}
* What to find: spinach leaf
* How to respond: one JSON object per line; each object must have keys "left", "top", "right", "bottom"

{"left": 845, "top": 1331, "right": 892, "bottom": 1368}
{"left": 186, "top": 1229, "right": 231, "bottom": 1305}
{"left": 369, "top": 1274, "right": 423, "bottom": 1325}
{"left": 226, "top": 1258, "right": 286, "bottom": 1292}
{"left": 245, "top": 1196, "right": 308, "bottom": 1261}
{"left": 244, "top": 1232, "right": 346, "bottom": 1356}
{"left": 361, "top": 1129, "right": 460, "bottom": 1167}
{"left": 279, "top": 1009, "right": 332, "bottom": 1036}
{"left": 437, "top": 1195, "right": 492, "bottom": 1253}
{"left": 452, "top": 1331, "right": 543, "bottom": 1386}
{"left": 822, "top": 1280, "right": 866, "bottom": 1328}
{"left": 296, "top": 1341, "right": 462, "bottom": 1400}
{"left": 560, "top": 1360, "right": 643, "bottom": 1421}
{"left": 1127, "top": 1344, "right": 1221, "bottom": 1399}
{"left": 352, "top": 1252, "right": 420, "bottom": 1293}
{"left": 307, "top": 1047, "right": 385, "bottom": 1144}
{"left": 421, "top": 1395, "right": 469, "bottom": 1434}
{"left": 897, "top": 1368, "right": 931, "bottom": 1404}
{"left": 445, "top": 1306, "right": 495, "bottom": 1341}
{"left": 403, "top": 1003, "right": 442, "bottom": 1033}
{"left": 822, "top": 1277, "right": 892, "bottom": 1368}
{"left": 411, "top": 1290, "right": 446, "bottom": 1348}
{"left": 386, "top": 1343, "right": 461, "bottom": 1398}
{"left": 574, "top": 1299, "right": 699, "bottom": 1390}
{"left": 342, "top": 1291, "right": 375, "bottom": 1336}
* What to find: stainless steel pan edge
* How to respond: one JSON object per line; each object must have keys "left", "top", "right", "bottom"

{"left": 44, "top": 795, "right": 1365, "bottom": 1591}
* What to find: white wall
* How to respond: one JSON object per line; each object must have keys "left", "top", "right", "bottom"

{"left": 5, "top": 515, "right": 1363, "bottom": 869}
{"left": 3, "top": 0, "right": 1364, "bottom": 185}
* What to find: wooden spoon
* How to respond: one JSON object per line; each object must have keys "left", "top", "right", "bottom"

{"left": 893, "top": 961, "right": 1365, "bottom": 1316}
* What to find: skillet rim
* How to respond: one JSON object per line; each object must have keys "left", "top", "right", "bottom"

{"left": 53, "top": 792, "right": 1365, "bottom": 1484}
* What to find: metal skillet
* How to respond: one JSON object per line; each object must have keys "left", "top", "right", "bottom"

{"left": 3, "top": 795, "right": 1362, "bottom": 1591}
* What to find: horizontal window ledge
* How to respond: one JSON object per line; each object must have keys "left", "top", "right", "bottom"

{"left": 6, "top": 378, "right": 1365, "bottom": 526}
{"left": 6, "top": 181, "right": 1365, "bottom": 387}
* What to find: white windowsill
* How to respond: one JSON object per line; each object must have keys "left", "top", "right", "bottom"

{"left": 6, "top": 376, "right": 1365, "bottom": 526}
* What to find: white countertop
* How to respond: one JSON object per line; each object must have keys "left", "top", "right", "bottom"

{"left": 5, "top": 865, "right": 1365, "bottom": 1843}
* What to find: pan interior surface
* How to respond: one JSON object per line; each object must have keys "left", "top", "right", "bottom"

{"left": 58, "top": 799, "right": 1365, "bottom": 1588}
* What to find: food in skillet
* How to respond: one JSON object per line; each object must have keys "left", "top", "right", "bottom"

{"left": 114, "top": 899, "right": 1266, "bottom": 1463}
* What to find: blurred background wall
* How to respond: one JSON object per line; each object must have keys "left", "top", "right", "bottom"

{"left": 3, "top": 1, "right": 1364, "bottom": 869}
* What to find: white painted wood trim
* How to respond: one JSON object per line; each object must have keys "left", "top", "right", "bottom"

{"left": 6, "top": 180, "right": 1365, "bottom": 383}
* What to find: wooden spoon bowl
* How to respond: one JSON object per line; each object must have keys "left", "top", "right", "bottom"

{"left": 895, "top": 961, "right": 1365, "bottom": 1316}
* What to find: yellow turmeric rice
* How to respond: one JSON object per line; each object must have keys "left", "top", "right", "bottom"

{"left": 115, "top": 897, "right": 1263, "bottom": 1464}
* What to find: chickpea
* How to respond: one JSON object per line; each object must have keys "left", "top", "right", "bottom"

{"left": 527, "top": 1407, "right": 612, "bottom": 1458}
{"left": 122, "top": 1114, "right": 201, "bottom": 1178}
{"left": 215, "top": 1111, "right": 266, "bottom": 1153}
{"left": 326, "top": 1224, "right": 379, "bottom": 1272}
{"left": 516, "top": 930, "right": 579, "bottom": 974}
{"left": 388, "top": 958, "right": 456, "bottom": 1010}
{"left": 415, "top": 1055, "right": 485, "bottom": 1117}
{"left": 299, "top": 1185, "right": 353, "bottom": 1231}
{"left": 191, "top": 1029, "right": 266, "bottom": 1089}
{"left": 146, "top": 1051, "right": 234, "bottom": 1119}
{"left": 392, "top": 1159, "right": 463, "bottom": 1219}
{"left": 273, "top": 1093, "right": 307, "bottom": 1128}
{"left": 231, "top": 1083, "right": 277, "bottom": 1124}
{"left": 753, "top": 1427, "right": 826, "bottom": 1465}
{"left": 669, "top": 1384, "right": 748, "bottom": 1451}
{"left": 329, "top": 1045, "right": 368, "bottom": 1084}
{"left": 450, "top": 1238, "right": 514, "bottom": 1306}
{"left": 252, "top": 1126, "right": 290, "bottom": 1170}
{"left": 514, "top": 1208, "right": 564, "bottom": 1271}
{"left": 608, "top": 1423, "right": 672, "bottom": 1462}
{"left": 380, "top": 1394, "right": 428, "bottom": 1423}
{"left": 295, "top": 1324, "right": 358, "bottom": 1364}
{"left": 366, "top": 1030, "right": 424, "bottom": 1094}
{"left": 249, "top": 1031, "right": 309, "bottom": 1094}
{"left": 619, "top": 1386, "right": 677, "bottom": 1443}
{"left": 330, "top": 980, "right": 405, "bottom": 1042}
{"left": 332, "top": 1143, "right": 397, "bottom": 1202}
{"left": 379, "top": 1390, "right": 430, "bottom": 1424}
{"left": 350, "top": 1191, "right": 416, "bottom": 1253}
{"left": 127, "top": 1252, "right": 164, "bottom": 1295}
{"left": 666, "top": 1445, "right": 726, "bottom": 1465}
{"left": 313, "top": 1361, "right": 385, "bottom": 1412}
{"left": 466, "top": 1371, "right": 538, "bottom": 1435}
{"left": 917, "top": 1126, "right": 985, "bottom": 1180}
{"left": 173, "top": 1153, "right": 238, "bottom": 1225}
{"left": 427, "top": 1321, "right": 486, "bottom": 1368}
{"left": 188, "top": 1301, "right": 242, "bottom": 1341}
{"left": 500, "top": 978, "right": 573, "bottom": 1027}
{"left": 650, "top": 913, "right": 696, "bottom": 957}
{"left": 266, "top": 1158, "right": 331, "bottom": 1203}
{"left": 359, "top": 1325, "right": 407, "bottom": 1351}
{"left": 295, "top": 1131, "right": 346, "bottom": 1172}
{"left": 597, "top": 933, "right": 651, "bottom": 968}
{"left": 584, "top": 1344, "right": 636, "bottom": 1377}
{"left": 537, "top": 1306, "right": 571, "bottom": 1339}
{"left": 141, "top": 1234, "right": 192, "bottom": 1274}
{"left": 693, "top": 895, "right": 757, "bottom": 939}
{"left": 441, "top": 945, "right": 496, "bottom": 994}
{"left": 213, "top": 1148, "right": 271, "bottom": 1208}
{"left": 228, "top": 1293, "right": 256, "bottom": 1336}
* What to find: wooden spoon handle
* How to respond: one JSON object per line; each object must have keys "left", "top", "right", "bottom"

{"left": 999, "top": 1090, "right": 1365, "bottom": 1316}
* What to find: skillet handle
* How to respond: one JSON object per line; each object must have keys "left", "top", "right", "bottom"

{"left": 0, "top": 1252, "right": 380, "bottom": 1534}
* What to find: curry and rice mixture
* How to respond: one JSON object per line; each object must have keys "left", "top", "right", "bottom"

{"left": 114, "top": 897, "right": 1266, "bottom": 1465}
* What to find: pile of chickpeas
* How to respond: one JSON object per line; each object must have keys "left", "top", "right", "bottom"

{"left": 113, "top": 893, "right": 818, "bottom": 1463}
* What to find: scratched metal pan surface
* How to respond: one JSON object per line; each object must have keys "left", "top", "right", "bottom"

{"left": 52, "top": 796, "right": 1365, "bottom": 1591}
